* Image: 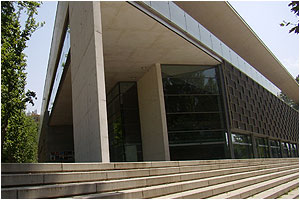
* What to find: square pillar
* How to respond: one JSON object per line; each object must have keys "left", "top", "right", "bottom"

{"left": 69, "top": 2, "right": 109, "bottom": 162}
{"left": 137, "top": 64, "right": 170, "bottom": 161}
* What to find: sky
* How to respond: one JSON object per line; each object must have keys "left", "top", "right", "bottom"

{"left": 24, "top": 1, "right": 299, "bottom": 114}
{"left": 24, "top": 1, "right": 57, "bottom": 114}
{"left": 229, "top": 1, "right": 299, "bottom": 77}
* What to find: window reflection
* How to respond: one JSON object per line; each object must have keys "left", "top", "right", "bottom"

{"left": 290, "top": 144, "right": 298, "bottom": 157}
{"left": 48, "top": 26, "right": 70, "bottom": 114}
{"left": 165, "top": 95, "right": 220, "bottom": 113}
{"left": 162, "top": 65, "right": 228, "bottom": 160}
{"left": 106, "top": 82, "right": 143, "bottom": 162}
{"left": 232, "top": 133, "right": 253, "bottom": 159}
{"left": 281, "top": 142, "right": 290, "bottom": 158}
{"left": 255, "top": 137, "right": 269, "bottom": 158}
{"left": 270, "top": 140, "right": 281, "bottom": 158}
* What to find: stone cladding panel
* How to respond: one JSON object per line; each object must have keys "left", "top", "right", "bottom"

{"left": 223, "top": 62, "right": 299, "bottom": 143}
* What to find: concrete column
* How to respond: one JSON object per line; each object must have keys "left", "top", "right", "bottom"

{"left": 69, "top": 2, "right": 110, "bottom": 162}
{"left": 137, "top": 64, "right": 170, "bottom": 161}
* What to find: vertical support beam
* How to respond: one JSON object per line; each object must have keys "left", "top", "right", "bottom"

{"left": 69, "top": 2, "right": 110, "bottom": 162}
{"left": 137, "top": 64, "right": 170, "bottom": 161}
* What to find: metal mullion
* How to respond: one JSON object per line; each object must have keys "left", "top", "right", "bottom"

{"left": 166, "top": 111, "right": 222, "bottom": 115}
{"left": 164, "top": 94, "right": 220, "bottom": 97}
{"left": 168, "top": 129, "right": 225, "bottom": 133}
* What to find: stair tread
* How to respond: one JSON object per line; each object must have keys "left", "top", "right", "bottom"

{"left": 1, "top": 158, "right": 299, "bottom": 199}
{"left": 249, "top": 178, "right": 299, "bottom": 199}
{"left": 3, "top": 160, "right": 296, "bottom": 176}
{"left": 278, "top": 187, "right": 299, "bottom": 199}
{"left": 2, "top": 163, "right": 297, "bottom": 191}
{"left": 2, "top": 159, "right": 298, "bottom": 174}
{"left": 209, "top": 174, "right": 298, "bottom": 199}
{"left": 156, "top": 168, "right": 298, "bottom": 199}
{"left": 68, "top": 166, "right": 299, "bottom": 199}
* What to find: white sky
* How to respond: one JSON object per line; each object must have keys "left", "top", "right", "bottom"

{"left": 23, "top": 1, "right": 299, "bottom": 114}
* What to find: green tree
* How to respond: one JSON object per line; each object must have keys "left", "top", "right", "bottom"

{"left": 280, "top": 1, "right": 299, "bottom": 34}
{"left": 2, "top": 113, "right": 39, "bottom": 163}
{"left": 279, "top": 75, "right": 299, "bottom": 110}
{"left": 1, "top": 1, "right": 42, "bottom": 162}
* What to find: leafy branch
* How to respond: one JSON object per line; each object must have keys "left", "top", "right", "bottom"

{"left": 280, "top": 1, "right": 299, "bottom": 34}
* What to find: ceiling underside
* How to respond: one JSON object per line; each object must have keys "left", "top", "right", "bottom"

{"left": 49, "top": 1, "right": 219, "bottom": 126}
{"left": 49, "top": 65, "right": 73, "bottom": 126}
{"left": 101, "top": 1, "right": 219, "bottom": 92}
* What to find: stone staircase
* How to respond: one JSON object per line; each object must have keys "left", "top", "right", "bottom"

{"left": 1, "top": 158, "right": 298, "bottom": 199}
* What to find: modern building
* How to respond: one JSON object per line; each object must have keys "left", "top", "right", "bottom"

{"left": 38, "top": 1, "right": 299, "bottom": 163}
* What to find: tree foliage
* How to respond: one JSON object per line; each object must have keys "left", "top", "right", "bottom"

{"left": 280, "top": 1, "right": 299, "bottom": 34}
{"left": 1, "top": 1, "right": 42, "bottom": 162}
{"left": 2, "top": 113, "right": 39, "bottom": 163}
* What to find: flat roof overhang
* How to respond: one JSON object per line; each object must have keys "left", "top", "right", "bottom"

{"left": 49, "top": 1, "right": 220, "bottom": 125}
{"left": 101, "top": 1, "right": 220, "bottom": 91}
{"left": 175, "top": 1, "right": 299, "bottom": 103}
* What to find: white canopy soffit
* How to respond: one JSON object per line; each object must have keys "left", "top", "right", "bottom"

{"left": 175, "top": 1, "right": 299, "bottom": 103}
{"left": 100, "top": 1, "right": 219, "bottom": 91}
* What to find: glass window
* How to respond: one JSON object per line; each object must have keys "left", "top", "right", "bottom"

{"left": 106, "top": 82, "right": 143, "bottom": 162}
{"left": 270, "top": 140, "right": 281, "bottom": 158}
{"left": 162, "top": 65, "right": 228, "bottom": 160}
{"left": 164, "top": 95, "right": 221, "bottom": 113}
{"left": 290, "top": 144, "right": 298, "bottom": 157}
{"left": 232, "top": 133, "right": 253, "bottom": 159}
{"left": 162, "top": 65, "right": 219, "bottom": 95}
{"left": 281, "top": 142, "right": 290, "bottom": 158}
{"left": 169, "top": 142, "right": 226, "bottom": 161}
{"left": 255, "top": 137, "right": 269, "bottom": 158}
{"left": 48, "top": 26, "right": 70, "bottom": 114}
{"left": 167, "top": 113, "right": 224, "bottom": 131}
{"left": 168, "top": 130, "right": 225, "bottom": 145}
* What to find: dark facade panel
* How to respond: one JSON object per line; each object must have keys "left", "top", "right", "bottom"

{"left": 223, "top": 62, "right": 299, "bottom": 143}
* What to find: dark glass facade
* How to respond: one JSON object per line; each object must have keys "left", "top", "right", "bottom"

{"left": 106, "top": 82, "right": 143, "bottom": 162}
{"left": 270, "top": 140, "right": 281, "bottom": 158}
{"left": 290, "top": 144, "right": 298, "bottom": 157}
{"left": 232, "top": 133, "right": 253, "bottom": 159}
{"left": 161, "top": 65, "right": 229, "bottom": 160}
{"left": 255, "top": 137, "right": 269, "bottom": 158}
{"left": 104, "top": 64, "right": 298, "bottom": 161}
{"left": 282, "top": 142, "right": 290, "bottom": 158}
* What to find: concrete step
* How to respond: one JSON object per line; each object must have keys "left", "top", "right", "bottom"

{"left": 3, "top": 160, "right": 296, "bottom": 187}
{"left": 3, "top": 163, "right": 297, "bottom": 199}
{"left": 248, "top": 179, "right": 299, "bottom": 199}
{"left": 2, "top": 158, "right": 298, "bottom": 174}
{"left": 1, "top": 158, "right": 298, "bottom": 199}
{"left": 209, "top": 174, "right": 298, "bottom": 199}
{"left": 156, "top": 169, "right": 298, "bottom": 199}
{"left": 87, "top": 164, "right": 298, "bottom": 194}
{"left": 278, "top": 187, "right": 299, "bottom": 199}
{"left": 68, "top": 165, "right": 298, "bottom": 199}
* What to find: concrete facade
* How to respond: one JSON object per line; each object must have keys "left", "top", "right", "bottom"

{"left": 137, "top": 64, "right": 170, "bottom": 161}
{"left": 38, "top": 1, "right": 298, "bottom": 163}
{"left": 69, "top": 2, "right": 109, "bottom": 162}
